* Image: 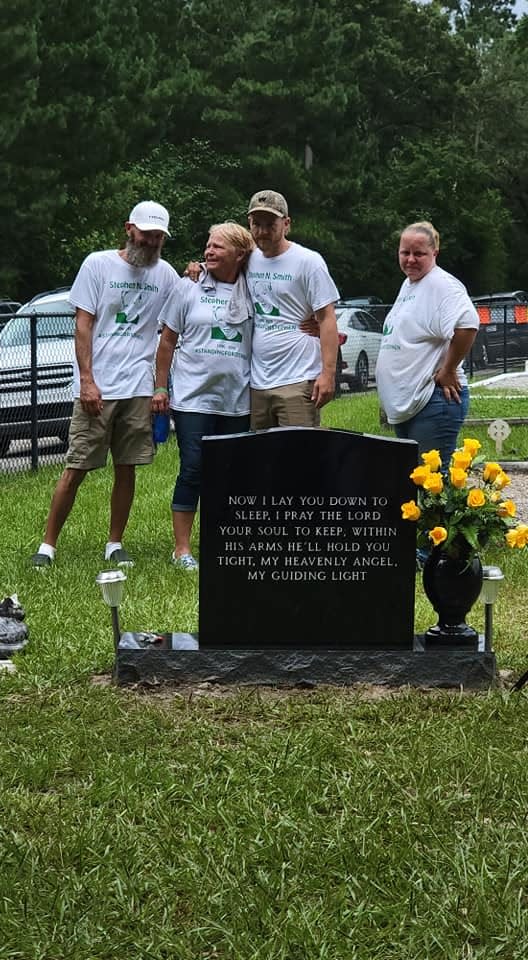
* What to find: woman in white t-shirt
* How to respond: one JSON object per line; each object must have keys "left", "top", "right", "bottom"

{"left": 153, "top": 222, "right": 254, "bottom": 570}
{"left": 375, "top": 220, "right": 479, "bottom": 472}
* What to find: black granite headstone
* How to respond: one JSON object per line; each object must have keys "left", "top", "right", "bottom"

{"left": 199, "top": 427, "right": 418, "bottom": 649}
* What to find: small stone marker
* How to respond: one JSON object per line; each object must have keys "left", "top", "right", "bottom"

{"left": 488, "top": 418, "right": 511, "bottom": 455}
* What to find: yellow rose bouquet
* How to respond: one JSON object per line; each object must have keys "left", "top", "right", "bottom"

{"left": 401, "top": 438, "right": 528, "bottom": 561}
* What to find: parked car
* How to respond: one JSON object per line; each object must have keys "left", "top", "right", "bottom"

{"left": 335, "top": 307, "right": 383, "bottom": 391}
{"left": 337, "top": 296, "right": 387, "bottom": 331}
{"left": 0, "top": 298, "right": 23, "bottom": 331}
{"left": 334, "top": 331, "right": 347, "bottom": 398}
{"left": 0, "top": 288, "right": 74, "bottom": 456}
{"left": 338, "top": 295, "right": 382, "bottom": 304}
{"left": 471, "top": 290, "right": 528, "bottom": 364}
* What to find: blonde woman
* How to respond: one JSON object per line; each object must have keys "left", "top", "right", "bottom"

{"left": 376, "top": 220, "right": 479, "bottom": 471}
{"left": 153, "top": 223, "right": 254, "bottom": 569}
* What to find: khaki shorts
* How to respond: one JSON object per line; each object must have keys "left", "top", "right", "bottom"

{"left": 250, "top": 381, "right": 320, "bottom": 430}
{"left": 65, "top": 397, "right": 154, "bottom": 470}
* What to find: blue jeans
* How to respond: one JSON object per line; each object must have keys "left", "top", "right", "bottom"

{"left": 172, "top": 411, "right": 250, "bottom": 511}
{"left": 394, "top": 386, "right": 470, "bottom": 472}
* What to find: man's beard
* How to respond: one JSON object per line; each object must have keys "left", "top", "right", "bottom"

{"left": 125, "top": 237, "right": 161, "bottom": 268}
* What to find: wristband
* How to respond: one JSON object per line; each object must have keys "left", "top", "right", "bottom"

{"left": 153, "top": 387, "right": 169, "bottom": 395}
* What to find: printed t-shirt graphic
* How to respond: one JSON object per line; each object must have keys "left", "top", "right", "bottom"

{"left": 159, "top": 278, "right": 251, "bottom": 416}
{"left": 211, "top": 304, "right": 243, "bottom": 342}
{"left": 246, "top": 243, "right": 339, "bottom": 389}
{"left": 69, "top": 250, "right": 180, "bottom": 399}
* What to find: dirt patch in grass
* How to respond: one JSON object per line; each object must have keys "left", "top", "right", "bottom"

{"left": 91, "top": 671, "right": 517, "bottom": 700}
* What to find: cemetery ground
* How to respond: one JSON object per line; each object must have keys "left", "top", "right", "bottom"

{"left": 1, "top": 391, "right": 528, "bottom": 958}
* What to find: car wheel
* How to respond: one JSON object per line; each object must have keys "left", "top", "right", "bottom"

{"left": 355, "top": 352, "right": 369, "bottom": 390}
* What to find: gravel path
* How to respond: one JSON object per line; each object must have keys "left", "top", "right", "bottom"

{"left": 474, "top": 371, "right": 528, "bottom": 392}
{"left": 469, "top": 370, "right": 528, "bottom": 521}
{"left": 502, "top": 464, "right": 528, "bottom": 523}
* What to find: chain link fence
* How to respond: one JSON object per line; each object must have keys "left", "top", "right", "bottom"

{"left": 374, "top": 297, "right": 528, "bottom": 379}
{"left": 0, "top": 311, "right": 75, "bottom": 473}
{"left": 1, "top": 298, "right": 527, "bottom": 474}
{"left": 467, "top": 297, "right": 528, "bottom": 375}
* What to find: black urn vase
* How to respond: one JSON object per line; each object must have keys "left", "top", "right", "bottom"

{"left": 422, "top": 547, "right": 483, "bottom": 647}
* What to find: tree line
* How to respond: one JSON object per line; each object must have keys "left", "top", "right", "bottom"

{"left": 1, "top": 0, "right": 527, "bottom": 303}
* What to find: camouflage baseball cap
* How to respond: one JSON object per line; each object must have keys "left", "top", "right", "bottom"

{"left": 247, "top": 190, "right": 288, "bottom": 218}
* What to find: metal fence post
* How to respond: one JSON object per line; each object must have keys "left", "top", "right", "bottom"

{"left": 29, "top": 312, "right": 39, "bottom": 471}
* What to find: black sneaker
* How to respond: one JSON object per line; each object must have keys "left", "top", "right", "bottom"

{"left": 0, "top": 597, "right": 26, "bottom": 620}
{"left": 107, "top": 547, "right": 134, "bottom": 567}
{"left": 31, "top": 552, "right": 52, "bottom": 569}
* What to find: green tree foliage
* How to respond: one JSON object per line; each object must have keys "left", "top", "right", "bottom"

{"left": 177, "top": 0, "right": 354, "bottom": 178}
{"left": 1, "top": 0, "right": 526, "bottom": 300}
{"left": 433, "top": 0, "right": 516, "bottom": 45}
{"left": 0, "top": 0, "right": 41, "bottom": 292}
{"left": 373, "top": 136, "right": 511, "bottom": 295}
{"left": 47, "top": 141, "right": 244, "bottom": 282}
{"left": 456, "top": 22, "right": 528, "bottom": 289}
{"left": 1, "top": 0, "right": 196, "bottom": 294}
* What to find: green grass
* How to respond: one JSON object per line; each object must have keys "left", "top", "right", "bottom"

{"left": 1, "top": 393, "right": 528, "bottom": 958}
{"left": 326, "top": 388, "right": 528, "bottom": 460}
{"left": 3, "top": 688, "right": 528, "bottom": 958}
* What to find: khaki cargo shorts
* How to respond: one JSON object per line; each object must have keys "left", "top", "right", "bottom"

{"left": 65, "top": 397, "right": 154, "bottom": 470}
{"left": 250, "top": 381, "right": 320, "bottom": 430}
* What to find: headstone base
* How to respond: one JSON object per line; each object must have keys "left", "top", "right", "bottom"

{"left": 115, "top": 633, "right": 497, "bottom": 690}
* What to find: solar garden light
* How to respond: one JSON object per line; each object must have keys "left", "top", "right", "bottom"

{"left": 95, "top": 570, "right": 127, "bottom": 656}
{"left": 480, "top": 565, "right": 504, "bottom": 653}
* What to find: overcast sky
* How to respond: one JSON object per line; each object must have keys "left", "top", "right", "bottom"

{"left": 419, "top": 1, "right": 528, "bottom": 15}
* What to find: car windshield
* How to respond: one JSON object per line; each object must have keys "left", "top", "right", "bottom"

{"left": 0, "top": 313, "right": 75, "bottom": 348}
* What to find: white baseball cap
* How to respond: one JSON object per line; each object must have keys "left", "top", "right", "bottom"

{"left": 128, "top": 200, "right": 171, "bottom": 236}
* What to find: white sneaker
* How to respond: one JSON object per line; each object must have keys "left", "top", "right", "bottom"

{"left": 171, "top": 552, "right": 199, "bottom": 571}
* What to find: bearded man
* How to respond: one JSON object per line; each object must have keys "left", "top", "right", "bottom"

{"left": 31, "top": 201, "right": 181, "bottom": 568}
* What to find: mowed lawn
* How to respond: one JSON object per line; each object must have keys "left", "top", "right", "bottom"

{"left": 1, "top": 391, "right": 528, "bottom": 959}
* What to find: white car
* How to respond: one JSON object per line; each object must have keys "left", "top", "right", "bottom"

{"left": 0, "top": 288, "right": 74, "bottom": 456}
{"left": 0, "top": 298, "right": 22, "bottom": 331}
{"left": 336, "top": 307, "right": 383, "bottom": 392}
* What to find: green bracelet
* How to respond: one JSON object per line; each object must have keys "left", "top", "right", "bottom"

{"left": 153, "top": 386, "right": 169, "bottom": 395}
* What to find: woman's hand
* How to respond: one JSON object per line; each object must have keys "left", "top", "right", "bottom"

{"left": 434, "top": 329, "right": 476, "bottom": 402}
{"left": 434, "top": 366, "right": 461, "bottom": 403}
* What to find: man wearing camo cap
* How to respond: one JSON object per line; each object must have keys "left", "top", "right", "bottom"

{"left": 246, "top": 189, "right": 339, "bottom": 429}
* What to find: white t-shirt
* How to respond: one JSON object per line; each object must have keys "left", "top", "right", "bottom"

{"left": 69, "top": 250, "right": 180, "bottom": 399}
{"left": 159, "top": 277, "right": 252, "bottom": 416}
{"left": 246, "top": 242, "right": 339, "bottom": 389}
{"left": 375, "top": 265, "right": 479, "bottom": 424}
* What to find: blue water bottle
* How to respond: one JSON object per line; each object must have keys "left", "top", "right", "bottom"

{"left": 152, "top": 412, "right": 170, "bottom": 444}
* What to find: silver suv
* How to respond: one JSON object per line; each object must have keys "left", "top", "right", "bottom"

{"left": 0, "top": 288, "right": 74, "bottom": 457}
